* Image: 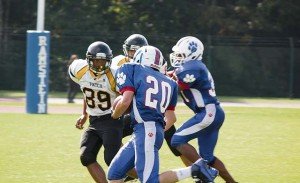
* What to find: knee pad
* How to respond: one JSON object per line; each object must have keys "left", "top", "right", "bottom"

{"left": 164, "top": 126, "right": 181, "bottom": 156}
{"left": 164, "top": 125, "right": 176, "bottom": 140}
{"left": 80, "top": 153, "right": 96, "bottom": 166}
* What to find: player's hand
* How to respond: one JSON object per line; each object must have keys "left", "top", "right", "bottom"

{"left": 75, "top": 114, "right": 88, "bottom": 130}
{"left": 111, "top": 111, "right": 119, "bottom": 119}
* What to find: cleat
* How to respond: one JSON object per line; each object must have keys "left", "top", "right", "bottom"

{"left": 191, "top": 159, "right": 218, "bottom": 183}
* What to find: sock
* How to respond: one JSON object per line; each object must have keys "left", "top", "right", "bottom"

{"left": 173, "top": 167, "right": 192, "bottom": 181}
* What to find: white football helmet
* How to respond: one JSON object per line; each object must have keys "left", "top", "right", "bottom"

{"left": 170, "top": 36, "right": 204, "bottom": 67}
{"left": 132, "top": 45, "right": 165, "bottom": 73}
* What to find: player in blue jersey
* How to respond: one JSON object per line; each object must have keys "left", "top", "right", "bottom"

{"left": 107, "top": 45, "right": 218, "bottom": 183}
{"left": 169, "top": 36, "right": 237, "bottom": 183}
{"left": 112, "top": 34, "right": 192, "bottom": 182}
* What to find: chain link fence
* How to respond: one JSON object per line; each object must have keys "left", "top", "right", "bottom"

{"left": 0, "top": 30, "right": 299, "bottom": 98}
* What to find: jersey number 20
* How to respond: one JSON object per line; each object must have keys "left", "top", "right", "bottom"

{"left": 145, "top": 76, "right": 171, "bottom": 113}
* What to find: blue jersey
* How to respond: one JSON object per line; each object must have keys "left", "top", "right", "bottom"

{"left": 175, "top": 60, "right": 219, "bottom": 113}
{"left": 115, "top": 63, "right": 178, "bottom": 126}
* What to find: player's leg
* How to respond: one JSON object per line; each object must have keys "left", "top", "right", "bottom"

{"left": 101, "top": 117, "right": 124, "bottom": 166}
{"left": 87, "top": 162, "right": 108, "bottom": 183}
{"left": 80, "top": 126, "right": 106, "bottom": 183}
{"left": 108, "top": 140, "right": 135, "bottom": 182}
{"left": 159, "top": 158, "right": 218, "bottom": 183}
{"left": 134, "top": 122, "right": 164, "bottom": 182}
{"left": 171, "top": 112, "right": 207, "bottom": 163}
{"left": 164, "top": 125, "right": 193, "bottom": 166}
{"left": 120, "top": 114, "right": 138, "bottom": 181}
{"left": 199, "top": 105, "right": 237, "bottom": 183}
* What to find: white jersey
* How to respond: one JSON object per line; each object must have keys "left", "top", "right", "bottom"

{"left": 69, "top": 59, "right": 118, "bottom": 116}
{"left": 111, "top": 55, "right": 131, "bottom": 70}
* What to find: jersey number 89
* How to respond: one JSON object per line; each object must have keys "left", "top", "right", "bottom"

{"left": 83, "top": 88, "right": 111, "bottom": 111}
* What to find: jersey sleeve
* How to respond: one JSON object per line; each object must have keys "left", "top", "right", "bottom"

{"left": 175, "top": 69, "right": 200, "bottom": 90}
{"left": 167, "top": 82, "right": 178, "bottom": 111}
{"left": 115, "top": 63, "right": 135, "bottom": 94}
{"left": 68, "top": 59, "right": 88, "bottom": 83}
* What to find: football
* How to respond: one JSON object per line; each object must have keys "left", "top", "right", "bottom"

{"left": 112, "top": 95, "right": 123, "bottom": 110}
{"left": 112, "top": 95, "right": 131, "bottom": 114}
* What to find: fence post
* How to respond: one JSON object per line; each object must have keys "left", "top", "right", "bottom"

{"left": 289, "top": 37, "right": 294, "bottom": 98}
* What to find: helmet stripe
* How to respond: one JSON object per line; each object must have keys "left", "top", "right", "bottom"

{"left": 154, "top": 49, "right": 160, "bottom": 65}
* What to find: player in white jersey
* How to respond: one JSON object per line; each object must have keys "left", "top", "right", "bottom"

{"left": 69, "top": 41, "right": 123, "bottom": 183}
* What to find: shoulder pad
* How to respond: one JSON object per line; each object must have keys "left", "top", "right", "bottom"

{"left": 111, "top": 55, "right": 130, "bottom": 70}
{"left": 68, "top": 59, "right": 88, "bottom": 82}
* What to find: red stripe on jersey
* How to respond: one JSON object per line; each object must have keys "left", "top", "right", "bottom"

{"left": 120, "top": 86, "right": 135, "bottom": 94}
{"left": 167, "top": 105, "right": 175, "bottom": 111}
{"left": 177, "top": 80, "right": 190, "bottom": 90}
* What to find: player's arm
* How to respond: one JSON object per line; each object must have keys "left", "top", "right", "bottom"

{"left": 164, "top": 110, "right": 176, "bottom": 131}
{"left": 164, "top": 82, "right": 178, "bottom": 131}
{"left": 75, "top": 99, "right": 88, "bottom": 130}
{"left": 175, "top": 70, "right": 199, "bottom": 91}
{"left": 111, "top": 90, "right": 134, "bottom": 119}
{"left": 167, "top": 69, "right": 188, "bottom": 91}
{"left": 112, "top": 63, "right": 135, "bottom": 119}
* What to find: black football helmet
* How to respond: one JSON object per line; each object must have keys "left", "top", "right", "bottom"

{"left": 86, "top": 41, "right": 113, "bottom": 75}
{"left": 123, "top": 34, "right": 148, "bottom": 58}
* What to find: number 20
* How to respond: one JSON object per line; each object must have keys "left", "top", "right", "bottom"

{"left": 145, "top": 76, "right": 171, "bottom": 113}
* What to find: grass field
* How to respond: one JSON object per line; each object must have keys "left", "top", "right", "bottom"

{"left": 1, "top": 96, "right": 300, "bottom": 182}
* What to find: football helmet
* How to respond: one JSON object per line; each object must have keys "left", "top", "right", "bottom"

{"left": 170, "top": 36, "right": 204, "bottom": 67}
{"left": 132, "top": 45, "right": 165, "bottom": 73}
{"left": 123, "top": 34, "right": 148, "bottom": 58}
{"left": 86, "top": 41, "right": 113, "bottom": 75}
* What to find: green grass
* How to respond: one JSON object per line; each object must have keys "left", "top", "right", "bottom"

{"left": 1, "top": 90, "right": 300, "bottom": 103}
{"left": 0, "top": 105, "right": 300, "bottom": 182}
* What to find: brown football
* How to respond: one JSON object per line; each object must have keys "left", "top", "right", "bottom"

{"left": 112, "top": 95, "right": 131, "bottom": 114}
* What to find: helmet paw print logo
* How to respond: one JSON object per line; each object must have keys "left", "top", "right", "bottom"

{"left": 188, "top": 41, "right": 198, "bottom": 54}
{"left": 116, "top": 72, "right": 126, "bottom": 85}
{"left": 183, "top": 74, "right": 196, "bottom": 83}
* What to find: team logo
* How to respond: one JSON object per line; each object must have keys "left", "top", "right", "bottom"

{"left": 148, "top": 132, "right": 153, "bottom": 137}
{"left": 183, "top": 74, "right": 196, "bottom": 83}
{"left": 188, "top": 41, "right": 197, "bottom": 56}
{"left": 116, "top": 72, "right": 126, "bottom": 85}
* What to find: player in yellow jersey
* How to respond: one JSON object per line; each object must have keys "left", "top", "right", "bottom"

{"left": 111, "top": 34, "right": 148, "bottom": 70}
{"left": 69, "top": 41, "right": 122, "bottom": 183}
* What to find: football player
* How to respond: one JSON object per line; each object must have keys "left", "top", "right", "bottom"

{"left": 112, "top": 34, "right": 193, "bottom": 169}
{"left": 111, "top": 34, "right": 148, "bottom": 70}
{"left": 108, "top": 45, "right": 218, "bottom": 183}
{"left": 169, "top": 36, "right": 237, "bottom": 183}
{"left": 69, "top": 41, "right": 123, "bottom": 183}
